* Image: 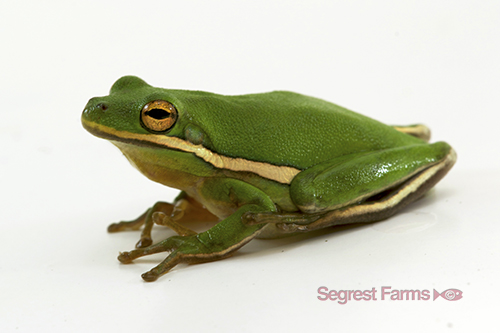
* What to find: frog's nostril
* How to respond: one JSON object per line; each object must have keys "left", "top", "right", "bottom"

{"left": 96, "top": 103, "right": 108, "bottom": 111}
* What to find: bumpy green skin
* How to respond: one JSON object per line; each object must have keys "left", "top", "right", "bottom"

{"left": 82, "top": 76, "right": 454, "bottom": 281}
{"left": 87, "top": 76, "right": 426, "bottom": 168}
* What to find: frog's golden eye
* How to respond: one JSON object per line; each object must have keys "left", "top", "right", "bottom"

{"left": 140, "top": 100, "right": 178, "bottom": 132}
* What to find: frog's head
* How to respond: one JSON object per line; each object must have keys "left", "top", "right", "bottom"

{"left": 81, "top": 76, "right": 189, "bottom": 145}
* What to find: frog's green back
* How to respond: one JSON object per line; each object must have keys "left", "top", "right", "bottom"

{"left": 103, "top": 76, "right": 424, "bottom": 170}
{"left": 169, "top": 90, "right": 423, "bottom": 169}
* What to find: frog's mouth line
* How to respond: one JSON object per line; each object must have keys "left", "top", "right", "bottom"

{"left": 82, "top": 119, "right": 301, "bottom": 184}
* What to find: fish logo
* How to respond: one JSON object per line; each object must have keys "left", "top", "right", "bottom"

{"left": 433, "top": 289, "right": 463, "bottom": 301}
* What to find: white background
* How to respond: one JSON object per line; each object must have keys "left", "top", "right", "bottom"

{"left": 1, "top": 1, "right": 499, "bottom": 332}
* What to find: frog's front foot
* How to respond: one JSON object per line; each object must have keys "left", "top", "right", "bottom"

{"left": 152, "top": 211, "right": 198, "bottom": 237}
{"left": 107, "top": 211, "right": 148, "bottom": 232}
{"left": 117, "top": 251, "right": 134, "bottom": 264}
{"left": 117, "top": 235, "right": 215, "bottom": 282}
{"left": 141, "top": 271, "right": 161, "bottom": 282}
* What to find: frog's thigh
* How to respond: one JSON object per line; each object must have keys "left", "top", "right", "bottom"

{"left": 290, "top": 142, "right": 453, "bottom": 214}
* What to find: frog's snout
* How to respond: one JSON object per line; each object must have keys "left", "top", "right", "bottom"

{"left": 84, "top": 98, "right": 108, "bottom": 112}
{"left": 82, "top": 98, "right": 109, "bottom": 122}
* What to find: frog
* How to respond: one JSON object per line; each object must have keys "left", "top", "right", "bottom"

{"left": 81, "top": 76, "right": 456, "bottom": 282}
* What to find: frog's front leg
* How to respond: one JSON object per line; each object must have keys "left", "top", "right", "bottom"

{"left": 108, "top": 192, "right": 218, "bottom": 248}
{"left": 118, "top": 178, "right": 276, "bottom": 282}
{"left": 108, "top": 201, "right": 174, "bottom": 248}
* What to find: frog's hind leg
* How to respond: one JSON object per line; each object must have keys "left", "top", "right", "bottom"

{"left": 392, "top": 124, "right": 431, "bottom": 142}
{"left": 245, "top": 144, "right": 456, "bottom": 234}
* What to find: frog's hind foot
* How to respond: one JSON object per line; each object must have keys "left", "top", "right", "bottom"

{"left": 392, "top": 124, "right": 431, "bottom": 142}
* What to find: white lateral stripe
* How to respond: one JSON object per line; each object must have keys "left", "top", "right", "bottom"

{"left": 342, "top": 148, "right": 456, "bottom": 216}
{"left": 86, "top": 121, "right": 301, "bottom": 184}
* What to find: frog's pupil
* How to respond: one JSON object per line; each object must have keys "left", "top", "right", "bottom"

{"left": 146, "top": 108, "right": 170, "bottom": 120}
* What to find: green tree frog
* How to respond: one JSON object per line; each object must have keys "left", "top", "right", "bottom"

{"left": 82, "top": 76, "right": 456, "bottom": 282}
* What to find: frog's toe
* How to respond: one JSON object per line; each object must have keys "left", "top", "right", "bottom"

{"left": 107, "top": 211, "right": 148, "bottom": 232}
{"left": 107, "top": 223, "right": 122, "bottom": 232}
{"left": 141, "top": 271, "right": 159, "bottom": 282}
{"left": 108, "top": 221, "right": 143, "bottom": 232}
{"left": 135, "top": 237, "right": 153, "bottom": 248}
{"left": 116, "top": 236, "right": 185, "bottom": 265}
{"left": 141, "top": 251, "right": 183, "bottom": 282}
{"left": 117, "top": 251, "right": 134, "bottom": 264}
